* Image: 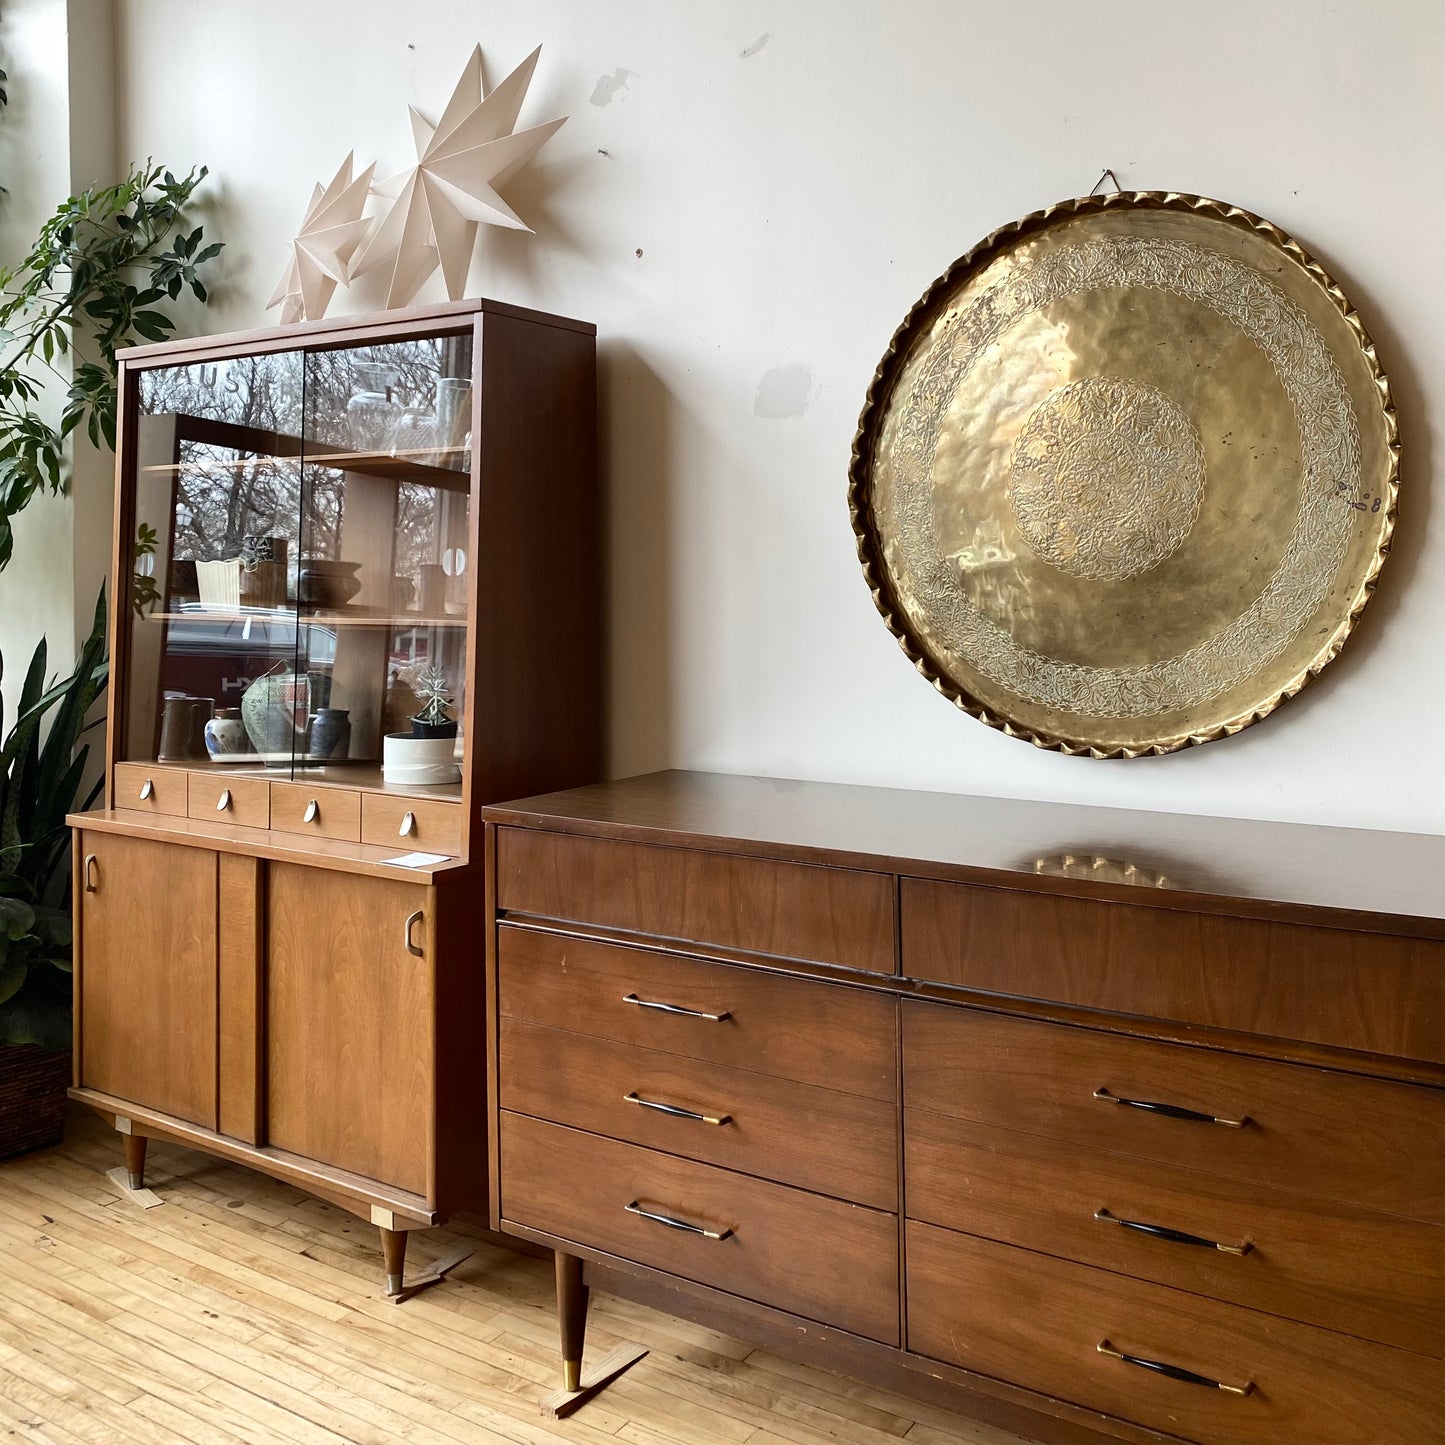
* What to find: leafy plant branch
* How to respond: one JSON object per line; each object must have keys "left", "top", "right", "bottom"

{"left": 0, "top": 161, "right": 223, "bottom": 572}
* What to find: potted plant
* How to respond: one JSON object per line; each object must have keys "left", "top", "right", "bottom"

{"left": 0, "top": 592, "right": 107, "bottom": 1158}
{"left": 382, "top": 665, "right": 461, "bottom": 784}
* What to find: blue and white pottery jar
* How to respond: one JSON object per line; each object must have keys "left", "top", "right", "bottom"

{"left": 204, "top": 707, "right": 249, "bottom": 760}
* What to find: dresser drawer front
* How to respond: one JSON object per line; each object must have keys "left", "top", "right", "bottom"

{"left": 907, "top": 1223, "right": 1444, "bottom": 1445}
{"left": 113, "top": 763, "right": 188, "bottom": 816}
{"left": 499, "top": 926, "right": 897, "bottom": 1100}
{"left": 501, "top": 1018, "right": 898, "bottom": 1210}
{"left": 907, "top": 1109, "right": 1445, "bottom": 1357}
{"left": 902, "top": 877, "right": 1445, "bottom": 1063}
{"left": 501, "top": 1112, "right": 899, "bottom": 1344}
{"left": 904, "top": 1001, "right": 1445, "bottom": 1224}
{"left": 187, "top": 772, "right": 269, "bottom": 828}
{"left": 362, "top": 795, "right": 462, "bottom": 855}
{"left": 497, "top": 827, "right": 895, "bottom": 973}
{"left": 268, "top": 782, "right": 361, "bottom": 841}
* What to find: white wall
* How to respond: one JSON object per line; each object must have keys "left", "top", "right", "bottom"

{"left": 107, "top": 0, "right": 1445, "bottom": 833}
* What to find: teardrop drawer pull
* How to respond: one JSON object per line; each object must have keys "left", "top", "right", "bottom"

{"left": 216, "top": 789, "right": 232, "bottom": 812}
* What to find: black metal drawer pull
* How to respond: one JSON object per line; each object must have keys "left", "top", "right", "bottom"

{"left": 1094, "top": 1208, "right": 1251, "bottom": 1257}
{"left": 1093, "top": 1087, "right": 1249, "bottom": 1129}
{"left": 623, "top": 993, "right": 731, "bottom": 1022}
{"left": 624, "top": 1092, "right": 732, "bottom": 1126}
{"left": 624, "top": 1200, "right": 732, "bottom": 1240}
{"left": 1097, "top": 1340, "right": 1253, "bottom": 1397}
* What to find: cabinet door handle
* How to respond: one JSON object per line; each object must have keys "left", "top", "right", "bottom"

{"left": 1096, "top": 1340, "right": 1254, "bottom": 1397}
{"left": 138, "top": 778, "right": 154, "bottom": 801}
{"left": 404, "top": 910, "right": 424, "bottom": 957}
{"left": 624, "top": 1092, "right": 732, "bottom": 1127}
{"left": 625, "top": 1200, "right": 732, "bottom": 1240}
{"left": 1093, "top": 1087, "right": 1249, "bottom": 1129}
{"left": 216, "top": 789, "right": 232, "bottom": 812}
{"left": 83, "top": 854, "right": 98, "bottom": 892}
{"left": 399, "top": 810, "right": 416, "bottom": 837}
{"left": 1094, "top": 1208, "right": 1251, "bottom": 1257}
{"left": 303, "top": 799, "right": 320, "bottom": 823}
{"left": 622, "top": 993, "right": 731, "bottom": 1022}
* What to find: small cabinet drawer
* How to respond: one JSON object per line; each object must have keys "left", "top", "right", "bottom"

{"left": 501, "top": 1112, "right": 899, "bottom": 1344}
{"left": 906, "top": 1109, "right": 1445, "bottom": 1358}
{"left": 269, "top": 783, "right": 361, "bottom": 841}
{"left": 361, "top": 795, "right": 462, "bottom": 855}
{"left": 901, "top": 876, "right": 1445, "bottom": 1063}
{"left": 501, "top": 1018, "right": 898, "bottom": 1209}
{"left": 906, "top": 1223, "right": 1445, "bottom": 1445}
{"left": 113, "top": 763, "right": 187, "bottom": 816}
{"left": 903, "top": 1001, "right": 1445, "bottom": 1225}
{"left": 187, "top": 773, "right": 269, "bottom": 828}
{"left": 497, "top": 827, "right": 896, "bottom": 973}
{"left": 499, "top": 926, "right": 897, "bottom": 1100}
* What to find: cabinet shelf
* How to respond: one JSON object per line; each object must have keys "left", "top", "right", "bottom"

{"left": 145, "top": 607, "right": 467, "bottom": 629}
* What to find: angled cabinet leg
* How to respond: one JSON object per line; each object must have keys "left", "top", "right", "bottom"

{"left": 121, "top": 1130, "right": 148, "bottom": 1191}
{"left": 556, "top": 1250, "right": 589, "bottom": 1391}
{"left": 379, "top": 1226, "right": 408, "bottom": 1297}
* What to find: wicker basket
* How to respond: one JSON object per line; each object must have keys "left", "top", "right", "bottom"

{"left": 0, "top": 1044, "right": 68, "bottom": 1158}
{"left": 196, "top": 558, "right": 287, "bottom": 610}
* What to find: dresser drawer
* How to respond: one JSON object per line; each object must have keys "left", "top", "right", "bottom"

{"left": 362, "top": 795, "right": 462, "bottom": 855}
{"left": 904, "top": 1001, "right": 1445, "bottom": 1224}
{"left": 501, "top": 1018, "right": 898, "bottom": 1210}
{"left": 499, "top": 926, "right": 897, "bottom": 1100}
{"left": 501, "top": 1112, "right": 899, "bottom": 1344}
{"left": 497, "top": 827, "right": 895, "bottom": 973}
{"left": 907, "top": 1223, "right": 1444, "bottom": 1445}
{"left": 906, "top": 1109, "right": 1445, "bottom": 1357}
{"left": 901, "top": 877, "right": 1445, "bottom": 1063}
{"left": 268, "top": 782, "right": 361, "bottom": 841}
{"left": 187, "top": 772, "right": 269, "bottom": 828}
{"left": 113, "top": 763, "right": 187, "bottom": 816}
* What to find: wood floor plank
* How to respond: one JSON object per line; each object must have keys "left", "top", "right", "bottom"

{"left": 0, "top": 1110, "right": 1039, "bottom": 1445}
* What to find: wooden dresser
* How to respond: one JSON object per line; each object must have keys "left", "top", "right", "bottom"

{"left": 483, "top": 771, "right": 1445, "bottom": 1445}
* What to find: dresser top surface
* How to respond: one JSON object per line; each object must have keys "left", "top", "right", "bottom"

{"left": 484, "top": 769, "right": 1445, "bottom": 935}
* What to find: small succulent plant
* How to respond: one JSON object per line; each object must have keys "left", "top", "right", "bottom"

{"left": 413, "top": 665, "right": 453, "bottom": 727}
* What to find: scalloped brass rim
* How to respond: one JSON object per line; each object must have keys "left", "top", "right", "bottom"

{"left": 847, "top": 191, "right": 1400, "bottom": 758}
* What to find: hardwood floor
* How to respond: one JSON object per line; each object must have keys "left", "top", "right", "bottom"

{"left": 0, "top": 1107, "right": 1037, "bottom": 1445}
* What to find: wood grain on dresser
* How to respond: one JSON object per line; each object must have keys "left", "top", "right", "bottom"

{"left": 501, "top": 1112, "right": 900, "bottom": 1345}
{"left": 903, "top": 877, "right": 1445, "bottom": 1063}
{"left": 496, "top": 826, "right": 896, "bottom": 972}
{"left": 500, "top": 1017, "right": 899, "bottom": 1209}
{"left": 112, "top": 761, "right": 187, "bottom": 815}
{"left": 497, "top": 925, "right": 898, "bottom": 1100}
{"left": 907, "top": 1223, "right": 1445, "bottom": 1445}
{"left": 904, "top": 1001, "right": 1445, "bottom": 1223}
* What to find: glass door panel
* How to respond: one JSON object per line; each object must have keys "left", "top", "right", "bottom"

{"left": 125, "top": 351, "right": 305, "bottom": 770}
{"left": 296, "top": 333, "right": 473, "bottom": 789}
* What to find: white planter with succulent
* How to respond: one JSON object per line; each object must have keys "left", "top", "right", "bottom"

{"left": 382, "top": 665, "right": 461, "bottom": 785}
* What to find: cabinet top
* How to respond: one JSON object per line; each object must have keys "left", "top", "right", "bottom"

{"left": 117, "top": 296, "right": 595, "bottom": 367}
{"left": 484, "top": 769, "right": 1445, "bottom": 937}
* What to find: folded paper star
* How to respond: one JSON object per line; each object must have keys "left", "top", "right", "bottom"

{"left": 266, "top": 152, "right": 376, "bottom": 324}
{"left": 354, "top": 45, "right": 567, "bottom": 309}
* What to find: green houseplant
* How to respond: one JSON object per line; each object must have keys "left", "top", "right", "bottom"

{"left": 0, "top": 590, "right": 107, "bottom": 1156}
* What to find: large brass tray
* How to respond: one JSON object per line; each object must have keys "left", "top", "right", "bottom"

{"left": 849, "top": 193, "right": 1398, "bottom": 756}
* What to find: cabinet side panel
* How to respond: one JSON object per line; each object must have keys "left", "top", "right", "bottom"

{"left": 217, "top": 852, "right": 264, "bottom": 1143}
{"left": 471, "top": 313, "right": 601, "bottom": 823}
{"left": 79, "top": 833, "right": 218, "bottom": 1128}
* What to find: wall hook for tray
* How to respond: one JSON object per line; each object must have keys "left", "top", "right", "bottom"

{"left": 1089, "top": 167, "right": 1124, "bottom": 196}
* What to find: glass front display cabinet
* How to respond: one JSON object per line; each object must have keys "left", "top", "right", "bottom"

{"left": 69, "top": 300, "right": 599, "bottom": 1292}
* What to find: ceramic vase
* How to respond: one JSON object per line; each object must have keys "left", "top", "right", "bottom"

{"left": 308, "top": 707, "right": 351, "bottom": 760}
{"left": 204, "top": 708, "right": 249, "bottom": 761}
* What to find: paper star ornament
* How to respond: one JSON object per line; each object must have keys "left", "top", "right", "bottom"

{"left": 354, "top": 45, "right": 567, "bottom": 309}
{"left": 267, "top": 152, "right": 376, "bottom": 324}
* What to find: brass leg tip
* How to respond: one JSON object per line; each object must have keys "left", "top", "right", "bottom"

{"left": 563, "top": 1361, "right": 581, "bottom": 1393}
{"left": 385, "top": 1272, "right": 404, "bottom": 1296}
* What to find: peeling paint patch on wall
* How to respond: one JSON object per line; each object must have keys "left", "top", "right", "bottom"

{"left": 754, "top": 364, "right": 814, "bottom": 419}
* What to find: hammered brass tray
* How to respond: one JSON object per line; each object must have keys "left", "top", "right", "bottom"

{"left": 849, "top": 193, "right": 1398, "bottom": 756}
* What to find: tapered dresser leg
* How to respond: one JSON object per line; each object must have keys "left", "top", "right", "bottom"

{"left": 556, "top": 1251, "right": 589, "bottom": 1392}
{"left": 122, "top": 1134, "right": 147, "bottom": 1192}
{"left": 380, "top": 1226, "right": 408, "bottom": 1297}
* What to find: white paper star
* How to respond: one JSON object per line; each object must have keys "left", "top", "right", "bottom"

{"left": 266, "top": 152, "right": 376, "bottom": 324}
{"left": 354, "top": 46, "right": 567, "bottom": 309}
